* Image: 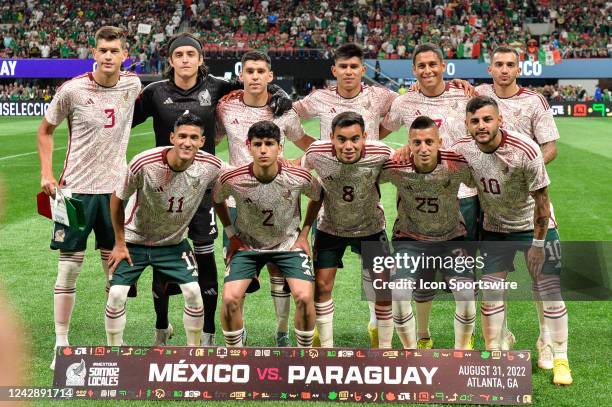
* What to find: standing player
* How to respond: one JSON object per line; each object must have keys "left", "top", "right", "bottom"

{"left": 216, "top": 51, "right": 316, "bottom": 346}
{"left": 380, "top": 43, "right": 476, "bottom": 349}
{"left": 379, "top": 116, "right": 476, "bottom": 350}
{"left": 37, "top": 26, "right": 141, "bottom": 369}
{"left": 477, "top": 46, "right": 560, "bottom": 362}
{"left": 453, "top": 96, "right": 571, "bottom": 385}
{"left": 132, "top": 33, "right": 292, "bottom": 346}
{"left": 476, "top": 46, "right": 559, "bottom": 164}
{"left": 302, "top": 112, "right": 394, "bottom": 348}
{"left": 106, "top": 114, "right": 222, "bottom": 346}
{"left": 213, "top": 121, "right": 321, "bottom": 347}
{"left": 294, "top": 43, "right": 397, "bottom": 344}
{"left": 293, "top": 43, "right": 398, "bottom": 141}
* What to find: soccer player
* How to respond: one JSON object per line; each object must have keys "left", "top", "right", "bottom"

{"left": 293, "top": 43, "right": 398, "bottom": 141}
{"left": 216, "top": 51, "right": 316, "bottom": 346}
{"left": 132, "top": 33, "right": 292, "bottom": 346}
{"left": 453, "top": 96, "right": 571, "bottom": 385}
{"left": 302, "top": 111, "right": 394, "bottom": 348}
{"left": 105, "top": 114, "right": 222, "bottom": 346}
{"left": 37, "top": 26, "right": 141, "bottom": 369}
{"left": 379, "top": 116, "right": 476, "bottom": 350}
{"left": 380, "top": 43, "right": 476, "bottom": 349}
{"left": 213, "top": 121, "right": 321, "bottom": 347}
{"left": 294, "top": 43, "right": 397, "bottom": 345}
{"left": 476, "top": 46, "right": 559, "bottom": 164}
{"left": 477, "top": 47, "right": 560, "bottom": 361}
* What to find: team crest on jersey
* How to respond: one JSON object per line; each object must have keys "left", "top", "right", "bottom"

{"left": 55, "top": 229, "right": 66, "bottom": 242}
{"left": 192, "top": 180, "right": 200, "bottom": 191}
{"left": 198, "top": 90, "right": 211, "bottom": 106}
{"left": 283, "top": 189, "right": 292, "bottom": 201}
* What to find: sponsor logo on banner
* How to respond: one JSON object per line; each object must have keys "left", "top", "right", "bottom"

{"left": 66, "top": 359, "right": 86, "bottom": 386}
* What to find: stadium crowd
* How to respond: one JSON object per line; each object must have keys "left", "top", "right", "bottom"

{"left": 1, "top": 80, "right": 607, "bottom": 103}
{"left": 1, "top": 0, "right": 610, "bottom": 65}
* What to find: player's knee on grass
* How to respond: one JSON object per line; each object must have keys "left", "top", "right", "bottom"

{"left": 56, "top": 251, "right": 85, "bottom": 288}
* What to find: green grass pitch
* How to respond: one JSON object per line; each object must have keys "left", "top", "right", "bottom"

{"left": 0, "top": 116, "right": 610, "bottom": 406}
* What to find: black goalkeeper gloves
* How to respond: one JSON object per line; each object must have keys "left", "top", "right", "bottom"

{"left": 267, "top": 84, "right": 292, "bottom": 116}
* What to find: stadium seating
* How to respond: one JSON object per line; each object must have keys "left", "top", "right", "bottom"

{"left": 0, "top": 0, "right": 610, "bottom": 65}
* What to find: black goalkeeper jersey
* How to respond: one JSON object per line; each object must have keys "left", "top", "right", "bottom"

{"left": 132, "top": 74, "right": 241, "bottom": 153}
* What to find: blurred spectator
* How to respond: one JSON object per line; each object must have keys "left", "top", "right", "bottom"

{"left": 527, "top": 84, "right": 602, "bottom": 102}
{"left": 0, "top": 82, "right": 56, "bottom": 101}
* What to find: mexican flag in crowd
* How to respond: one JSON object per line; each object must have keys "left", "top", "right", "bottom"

{"left": 538, "top": 46, "right": 562, "bottom": 65}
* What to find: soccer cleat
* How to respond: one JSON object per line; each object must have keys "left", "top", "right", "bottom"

{"left": 501, "top": 329, "right": 516, "bottom": 350}
{"left": 537, "top": 343, "right": 554, "bottom": 370}
{"left": 367, "top": 323, "right": 379, "bottom": 348}
{"left": 312, "top": 326, "right": 321, "bottom": 347}
{"left": 276, "top": 331, "right": 290, "bottom": 347}
{"left": 417, "top": 337, "right": 434, "bottom": 349}
{"left": 153, "top": 324, "right": 174, "bottom": 346}
{"left": 553, "top": 359, "right": 573, "bottom": 385}
{"left": 201, "top": 332, "right": 216, "bottom": 346}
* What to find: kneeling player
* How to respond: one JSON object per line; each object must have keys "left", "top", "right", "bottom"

{"left": 453, "top": 96, "right": 571, "bottom": 385}
{"left": 105, "top": 114, "right": 222, "bottom": 346}
{"left": 213, "top": 121, "right": 321, "bottom": 347}
{"left": 379, "top": 116, "right": 476, "bottom": 349}
{"left": 302, "top": 111, "right": 394, "bottom": 348}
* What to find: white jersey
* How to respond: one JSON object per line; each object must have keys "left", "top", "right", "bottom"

{"left": 380, "top": 150, "right": 472, "bottom": 241}
{"left": 293, "top": 84, "right": 397, "bottom": 140}
{"left": 452, "top": 129, "right": 555, "bottom": 233}
{"left": 303, "top": 140, "right": 392, "bottom": 237}
{"left": 216, "top": 90, "right": 306, "bottom": 207}
{"left": 116, "top": 147, "right": 222, "bottom": 246}
{"left": 213, "top": 163, "right": 321, "bottom": 251}
{"left": 382, "top": 82, "right": 476, "bottom": 199}
{"left": 45, "top": 72, "right": 141, "bottom": 194}
{"left": 475, "top": 84, "right": 560, "bottom": 145}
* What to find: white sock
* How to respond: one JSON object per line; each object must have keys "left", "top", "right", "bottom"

{"left": 270, "top": 275, "right": 290, "bottom": 333}
{"left": 315, "top": 299, "right": 334, "bottom": 347}
{"left": 295, "top": 328, "right": 315, "bottom": 347}
{"left": 414, "top": 289, "right": 434, "bottom": 340}
{"left": 54, "top": 251, "right": 84, "bottom": 346}
{"left": 393, "top": 300, "right": 416, "bottom": 349}
{"left": 535, "top": 276, "right": 568, "bottom": 360}
{"left": 180, "top": 282, "right": 204, "bottom": 346}
{"left": 480, "top": 275, "right": 506, "bottom": 350}
{"left": 375, "top": 304, "right": 393, "bottom": 348}
{"left": 223, "top": 328, "right": 244, "bottom": 347}
{"left": 451, "top": 277, "right": 476, "bottom": 349}
{"left": 105, "top": 285, "right": 130, "bottom": 345}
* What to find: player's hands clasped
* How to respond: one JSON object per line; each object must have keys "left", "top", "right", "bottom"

{"left": 108, "top": 244, "right": 133, "bottom": 274}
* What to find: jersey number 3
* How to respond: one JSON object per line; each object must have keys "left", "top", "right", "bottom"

{"left": 104, "top": 108, "right": 116, "bottom": 128}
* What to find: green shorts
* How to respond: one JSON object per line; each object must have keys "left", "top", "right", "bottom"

{"left": 225, "top": 250, "right": 314, "bottom": 283}
{"left": 459, "top": 196, "right": 480, "bottom": 242}
{"left": 111, "top": 240, "right": 198, "bottom": 286}
{"left": 50, "top": 193, "right": 114, "bottom": 251}
{"left": 480, "top": 229, "right": 562, "bottom": 275}
{"left": 313, "top": 229, "right": 390, "bottom": 270}
{"left": 392, "top": 237, "right": 474, "bottom": 280}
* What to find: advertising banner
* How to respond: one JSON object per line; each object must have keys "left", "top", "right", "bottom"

{"left": 52, "top": 346, "right": 532, "bottom": 404}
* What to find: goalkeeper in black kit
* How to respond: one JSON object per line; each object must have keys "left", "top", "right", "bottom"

{"left": 132, "top": 32, "right": 292, "bottom": 346}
